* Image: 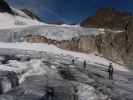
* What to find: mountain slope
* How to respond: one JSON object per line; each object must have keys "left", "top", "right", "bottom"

{"left": 21, "top": 9, "right": 41, "bottom": 21}
{"left": 0, "top": 0, "right": 44, "bottom": 29}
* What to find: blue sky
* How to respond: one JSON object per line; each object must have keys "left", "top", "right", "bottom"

{"left": 6, "top": 0, "right": 133, "bottom": 24}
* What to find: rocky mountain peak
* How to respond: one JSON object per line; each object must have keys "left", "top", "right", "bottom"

{"left": 80, "top": 7, "right": 132, "bottom": 30}
{"left": 0, "top": 0, "right": 13, "bottom": 14}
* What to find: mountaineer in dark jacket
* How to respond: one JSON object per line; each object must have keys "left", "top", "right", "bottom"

{"left": 40, "top": 86, "right": 54, "bottom": 100}
{"left": 73, "top": 86, "right": 78, "bottom": 100}
{"left": 46, "top": 86, "right": 54, "bottom": 100}
{"left": 108, "top": 63, "right": 114, "bottom": 80}
{"left": 72, "top": 59, "right": 75, "bottom": 65}
{"left": 83, "top": 60, "right": 87, "bottom": 70}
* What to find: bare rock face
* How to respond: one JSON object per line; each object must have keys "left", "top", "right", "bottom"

{"left": 78, "top": 35, "right": 96, "bottom": 53}
{"left": 80, "top": 8, "right": 132, "bottom": 30}
{"left": 95, "top": 31, "right": 124, "bottom": 63}
{"left": 21, "top": 9, "right": 41, "bottom": 21}
{"left": 24, "top": 34, "right": 96, "bottom": 54}
{"left": 95, "top": 29, "right": 133, "bottom": 66}
{"left": 25, "top": 34, "right": 48, "bottom": 43}
{"left": 0, "top": 0, "right": 13, "bottom": 14}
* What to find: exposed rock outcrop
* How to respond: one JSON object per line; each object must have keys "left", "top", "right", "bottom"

{"left": 25, "top": 34, "right": 48, "bottom": 43}
{"left": 0, "top": 0, "right": 13, "bottom": 14}
{"left": 24, "top": 34, "right": 97, "bottom": 54}
{"left": 95, "top": 29, "right": 133, "bottom": 66}
{"left": 21, "top": 9, "right": 41, "bottom": 21}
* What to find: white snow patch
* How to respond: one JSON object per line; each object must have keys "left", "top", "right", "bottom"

{"left": 0, "top": 12, "right": 44, "bottom": 29}
{"left": 61, "top": 24, "right": 81, "bottom": 28}
{"left": 5, "top": 59, "right": 54, "bottom": 83}
{"left": 19, "top": 59, "right": 47, "bottom": 83}
{"left": 77, "top": 84, "right": 98, "bottom": 100}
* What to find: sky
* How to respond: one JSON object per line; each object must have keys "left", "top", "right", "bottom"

{"left": 6, "top": 0, "right": 133, "bottom": 24}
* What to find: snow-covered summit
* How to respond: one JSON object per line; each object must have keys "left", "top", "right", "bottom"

{"left": 0, "top": 12, "right": 43, "bottom": 29}
{"left": 0, "top": 0, "right": 44, "bottom": 29}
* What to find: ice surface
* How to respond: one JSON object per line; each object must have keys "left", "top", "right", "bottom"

{"left": 0, "top": 42, "right": 128, "bottom": 72}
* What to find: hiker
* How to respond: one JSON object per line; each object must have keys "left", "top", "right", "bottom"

{"left": 72, "top": 58, "right": 75, "bottom": 65}
{"left": 73, "top": 86, "right": 78, "bottom": 100}
{"left": 125, "top": 23, "right": 129, "bottom": 40}
{"left": 125, "top": 23, "right": 129, "bottom": 31}
{"left": 45, "top": 86, "right": 54, "bottom": 100}
{"left": 83, "top": 60, "right": 87, "bottom": 70}
{"left": 124, "top": 23, "right": 129, "bottom": 53}
{"left": 108, "top": 63, "right": 114, "bottom": 80}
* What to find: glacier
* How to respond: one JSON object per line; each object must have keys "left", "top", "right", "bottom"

{"left": 0, "top": 3, "right": 131, "bottom": 100}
